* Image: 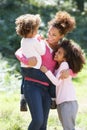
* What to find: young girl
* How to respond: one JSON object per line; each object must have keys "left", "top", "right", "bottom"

{"left": 15, "top": 11, "right": 76, "bottom": 130}
{"left": 15, "top": 14, "right": 46, "bottom": 111}
{"left": 40, "top": 39, "right": 85, "bottom": 130}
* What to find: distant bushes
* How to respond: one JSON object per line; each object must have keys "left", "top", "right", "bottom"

{"left": 0, "top": 0, "right": 87, "bottom": 58}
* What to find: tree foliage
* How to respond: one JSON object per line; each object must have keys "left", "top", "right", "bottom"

{"left": 0, "top": 0, "right": 87, "bottom": 58}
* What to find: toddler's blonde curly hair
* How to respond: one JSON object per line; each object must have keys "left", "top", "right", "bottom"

{"left": 15, "top": 14, "right": 41, "bottom": 38}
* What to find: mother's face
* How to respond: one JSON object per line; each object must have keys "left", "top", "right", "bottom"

{"left": 47, "top": 26, "right": 64, "bottom": 46}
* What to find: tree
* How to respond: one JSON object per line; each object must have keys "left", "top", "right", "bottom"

{"left": 75, "top": 0, "right": 84, "bottom": 12}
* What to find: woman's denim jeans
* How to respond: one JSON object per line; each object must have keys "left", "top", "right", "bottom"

{"left": 21, "top": 67, "right": 56, "bottom": 98}
{"left": 24, "top": 80, "right": 51, "bottom": 130}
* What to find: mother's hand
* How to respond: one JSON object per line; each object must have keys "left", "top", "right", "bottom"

{"left": 28, "top": 56, "right": 37, "bottom": 66}
{"left": 59, "top": 69, "right": 69, "bottom": 79}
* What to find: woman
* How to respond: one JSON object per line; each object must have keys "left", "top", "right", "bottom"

{"left": 15, "top": 11, "right": 76, "bottom": 130}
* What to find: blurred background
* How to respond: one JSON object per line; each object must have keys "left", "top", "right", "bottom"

{"left": 0, "top": 0, "right": 87, "bottom": 130}
{"left": 0, "top": 0, "right": 87, "bottom": 58}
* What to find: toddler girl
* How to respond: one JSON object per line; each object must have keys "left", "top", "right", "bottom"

{"left": 15, "top": 13, "right": 46, "bottom": 111}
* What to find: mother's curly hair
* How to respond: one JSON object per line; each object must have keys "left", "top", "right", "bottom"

{"left": 58, "top": 39, "right": 85, "bottom": 73}
{"left": 15, "top": 14, "right": 41, "bottom": 38}
{"left": 48, "top": 11, "right": 76, "bottom": 35}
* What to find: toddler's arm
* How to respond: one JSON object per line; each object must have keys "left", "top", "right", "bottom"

{"left": 15, "top": 48, "right": 37, "bottom": 66}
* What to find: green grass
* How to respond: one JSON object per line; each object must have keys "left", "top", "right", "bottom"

{"left": 0, "top": 58, "right": 87, "bottom": 130}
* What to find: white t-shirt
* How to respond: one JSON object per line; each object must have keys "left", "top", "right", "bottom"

{"left": 21, "top": 37, "right": 46, "bottom": 69}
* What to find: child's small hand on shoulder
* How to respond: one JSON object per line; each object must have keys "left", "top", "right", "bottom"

{"left": 36, "top": 34, "right": 45, "bottom": 41}
{"left": 40, "top": 65, "right": 48, "bottom": 73}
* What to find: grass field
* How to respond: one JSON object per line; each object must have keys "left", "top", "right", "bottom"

{"left": 0, "top": 59, "right": 87, "bottom": 130}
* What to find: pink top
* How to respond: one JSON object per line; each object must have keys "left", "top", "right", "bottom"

{"left": 45, "top": 61, "right": 77, "bottom": 105}
{"left": 41, "top": 45, "right": 56, "bottom": 73}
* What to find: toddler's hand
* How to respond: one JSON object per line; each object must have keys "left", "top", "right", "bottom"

{"left": 36, "top": 34, "right": 45, "bottom": 41}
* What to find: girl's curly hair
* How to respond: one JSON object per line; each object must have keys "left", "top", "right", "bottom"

{"left": 58, "top": 39, "right": 85, "bottom": 73}
{"left": 48, "top": 11, "right": 76, "bottom": 35}
{"left": 15, "top": 14, "right": 41, "bottom": 38}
